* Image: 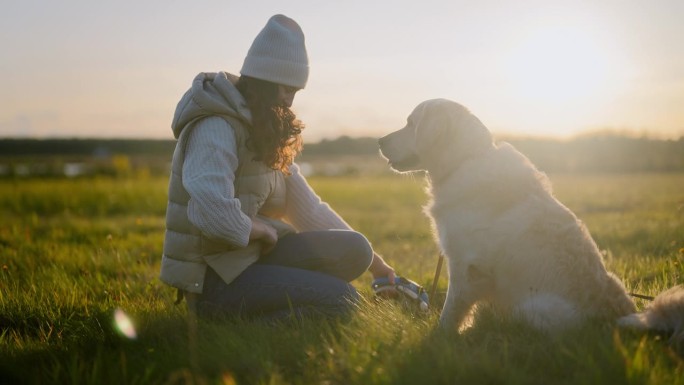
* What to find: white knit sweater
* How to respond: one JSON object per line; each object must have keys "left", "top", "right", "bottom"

{"left": 182, "top": 116, "right": 352, "bottom": 247}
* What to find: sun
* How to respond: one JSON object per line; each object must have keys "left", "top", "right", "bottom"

{"left": 504, "top": 25, "right": 614, "bottom": 107}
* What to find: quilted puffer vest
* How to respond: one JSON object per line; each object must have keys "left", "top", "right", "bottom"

{"left": 159, "top": 116, "right": 294, "bottom": 293}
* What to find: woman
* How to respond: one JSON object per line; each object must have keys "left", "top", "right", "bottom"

{"left": 160, "top": 14, "right": 396, "bottom": 319}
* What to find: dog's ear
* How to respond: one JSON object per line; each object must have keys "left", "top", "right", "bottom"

{"left": 455, "top": 112, "right": 493, "bottom": 155}
{"left": 414, "top": 99, "right": 493, "bottom": 172}
{"left": 414, "top": 99, "right": 451, "bottom": 155}
{"left": 439, "top": 101, "right": 492, "bottom": 155}
{"left": 415, "top": 99, "right": 488, "bottom": 154}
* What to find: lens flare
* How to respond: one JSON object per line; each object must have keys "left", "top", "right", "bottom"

{"left": 114, "top": 308, "right": 137, "bottom": 339}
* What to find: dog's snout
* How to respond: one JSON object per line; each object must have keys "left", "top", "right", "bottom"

{"left": 379, "top": 131, "right": 400, "bottom": 148}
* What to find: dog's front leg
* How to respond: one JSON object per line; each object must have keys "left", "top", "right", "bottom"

{"left": 438, "top": 261, "right": 478, "bottom": 332}
{"left": 439, "top": 286, "right": 477, "bottom": 332}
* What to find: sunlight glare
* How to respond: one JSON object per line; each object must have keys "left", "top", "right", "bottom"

{"left": 114, "top": 308, "right": 137, "bottom": 339}
{"left": 504, "top": 25, "right": 614, "bottom": 105}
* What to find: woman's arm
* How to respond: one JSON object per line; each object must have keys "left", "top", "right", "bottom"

{"left": 182, "top": 116, "right": 253, "bottom": 247}
{"left": 284, "top": 163, "right": 395, "bottom": 281}
{"left": 283, "top": 163, "right": 351, "bottom": 231}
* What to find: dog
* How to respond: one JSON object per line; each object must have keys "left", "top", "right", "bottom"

{"left": 379, "top": 99, "right": 683, "bottom": 341}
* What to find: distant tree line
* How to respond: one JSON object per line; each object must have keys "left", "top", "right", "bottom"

{"left": 302, "top": 134, "right": 684, "bottom": 173}
{"left": 0, "top": 138, "right": 176, "bottom": 158}
{"left": 503, "top": 134, "right": 684, "bottom": 173}
{"left": 0, "top": 134, "right": 683, "bottom": 174}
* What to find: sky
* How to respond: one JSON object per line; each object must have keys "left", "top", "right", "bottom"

{"left": 2, "top": 0, "right": 683, "bottom": 142}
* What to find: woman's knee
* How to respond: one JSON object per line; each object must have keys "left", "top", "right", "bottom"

{"left": 339, "top": 231, "right": 374, "bottom": 280}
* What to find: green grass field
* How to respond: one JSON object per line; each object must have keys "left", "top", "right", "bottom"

{"left": 0, "top": 172, "right": 682, "bottom": 384}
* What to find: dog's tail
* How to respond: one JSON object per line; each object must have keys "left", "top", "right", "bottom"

{"left": 617, "top": 285, "right": 684, "bottom": 346}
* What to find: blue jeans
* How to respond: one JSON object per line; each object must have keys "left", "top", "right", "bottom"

{"left": 196, "top": 230, "right": 374, "bottom": 319}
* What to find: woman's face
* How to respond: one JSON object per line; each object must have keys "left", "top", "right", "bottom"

{"left": 277, "top": 85, "right": 300, "bottom": 108}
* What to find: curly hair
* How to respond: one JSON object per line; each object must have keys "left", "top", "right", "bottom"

{"left": 236, "top": 76, "right": 304, "bottom": 175}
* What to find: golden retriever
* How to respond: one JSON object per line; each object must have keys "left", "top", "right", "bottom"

{"left": 379, "top": 99, "right": 683, "bottom": 340}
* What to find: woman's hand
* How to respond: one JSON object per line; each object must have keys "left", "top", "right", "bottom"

{"left": 368, "top": 253, "right": 396, "bottom": 284}
{"left": 249, "top": 217, "right": 278, "bottom": 254}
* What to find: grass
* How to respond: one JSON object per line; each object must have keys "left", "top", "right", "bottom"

{"left": 0, "top": 172, "right": 682, "bottom": 384}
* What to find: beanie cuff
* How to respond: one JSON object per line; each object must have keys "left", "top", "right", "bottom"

{"left": 241, "top": 55, "right": 309, "bottom": 89}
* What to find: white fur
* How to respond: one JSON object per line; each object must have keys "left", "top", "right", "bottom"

{"left": 379, "top": 99, "right": 684, "bottom": 337}
{"left": 617, "top": 285, "right": 684, "bottom": 345}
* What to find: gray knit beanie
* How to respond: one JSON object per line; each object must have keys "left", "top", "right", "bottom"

{"left": 240, "top": 14, "right": 309, "bottom": 89}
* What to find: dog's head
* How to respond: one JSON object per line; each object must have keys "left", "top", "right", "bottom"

{"left": 379, "top": 99, "right": 493, "bottom": 176}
